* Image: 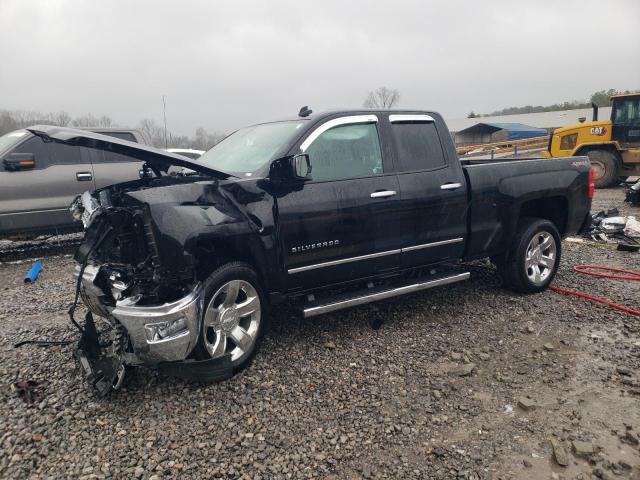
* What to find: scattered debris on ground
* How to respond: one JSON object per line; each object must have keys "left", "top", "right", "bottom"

{"left": 23, "top": 260, "right": 42, "bottom": 284}
{"left": 625, "top": 178, "right": 640, "bottom": 206}
{"left": 11, "top": 379, "right": 44, "bottom": 405}
{"left": 582, "top": 205, "right": 640, "bottom": 251}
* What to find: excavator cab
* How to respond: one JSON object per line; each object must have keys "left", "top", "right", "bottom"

{"left": 611, "top": 94, "right": 640, "bottom": 147}
{"left": 546, "top": 93, "right": 640, "bottom": 188}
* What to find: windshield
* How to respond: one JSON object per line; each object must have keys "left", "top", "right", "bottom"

{"left": 0, "top": 129, "right": 30, "bottom": 156}
{"left": 197, "top": 120, "right": 306, "bottom": 175}
{"left": 613, "top": 98, "right": 640, "bottom": 125}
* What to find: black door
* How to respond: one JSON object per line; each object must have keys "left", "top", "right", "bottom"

{"left": 386, "top": 114, "right": 467, "bottom": 267}
{"left": 277, "top": 116, "right": 403, "bottom": 290}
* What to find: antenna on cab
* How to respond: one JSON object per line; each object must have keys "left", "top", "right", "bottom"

{"left": 298, "top": 106, "right": 312, "bottom": 118}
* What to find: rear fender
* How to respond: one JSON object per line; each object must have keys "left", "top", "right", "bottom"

{"left": 499, "top": 168, "right": 584, "bottom": 242}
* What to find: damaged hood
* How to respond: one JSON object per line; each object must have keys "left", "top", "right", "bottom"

{"left": 26, "top": 125, "right": 231, "bottom": 179}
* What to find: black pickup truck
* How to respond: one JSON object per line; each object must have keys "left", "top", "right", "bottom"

{"left": 45, "top": 110, "right": 592, "bottom": 393}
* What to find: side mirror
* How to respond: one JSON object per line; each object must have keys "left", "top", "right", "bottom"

{"left": 139, "top": 163, "right": 154, "bottom": 179}
{"left": 3, "top": 153, "right": 35, "bottom": 171}
{"left": 292, "top": 153, "right": 312, "bottom": 179}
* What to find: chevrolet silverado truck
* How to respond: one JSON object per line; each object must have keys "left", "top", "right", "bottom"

{"left": 50, "top": 110, "right": 592, "bottom": 394}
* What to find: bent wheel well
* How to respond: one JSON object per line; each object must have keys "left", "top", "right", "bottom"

{"left": 192, "top": 238, "right": 266, "bottom": 287}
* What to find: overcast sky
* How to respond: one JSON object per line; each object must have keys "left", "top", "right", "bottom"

{"left": 1, "top": 0, "right": 638, "bottom": 135}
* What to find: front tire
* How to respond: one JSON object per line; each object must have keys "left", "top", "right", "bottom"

{"left": 195, "top": 262, "right": 266, "bottom": 372}
{"left": 587, "top": 150, "right": 618, "bottom": 188}
{"left": 497, "top": 218, "right": 561, "bottom": 293}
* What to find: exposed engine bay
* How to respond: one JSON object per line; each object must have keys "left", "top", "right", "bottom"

{"left": 69, "top": 175, "right": 237, "bottom": 395}
{"left": 72, "top": 182, "right": 196, "bottom": 308}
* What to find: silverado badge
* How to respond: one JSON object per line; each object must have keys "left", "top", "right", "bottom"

{"left": 291, "top": 240, "right": 340, "bottom": 254}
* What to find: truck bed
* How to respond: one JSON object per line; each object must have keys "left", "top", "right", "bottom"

{"left": 461, "top": 155, "right": 592, "bottom": 260}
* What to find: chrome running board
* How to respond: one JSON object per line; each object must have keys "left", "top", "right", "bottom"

{"left": 303, "top": 272, "right": 470, "bottom": 318}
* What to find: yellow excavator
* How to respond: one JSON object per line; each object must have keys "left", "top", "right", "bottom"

{"left": 544, "top": 93, "right": 640, "bottom": 187}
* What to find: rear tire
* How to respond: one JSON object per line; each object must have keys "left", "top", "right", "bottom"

{"left": 497, "top": 218, "right": 561, "bottom": 293}
{"left": 194, "top": 262, "right": 267, "bottom": 373}
{"left": 587, "top": 150, "right": 618, "bottom": 188}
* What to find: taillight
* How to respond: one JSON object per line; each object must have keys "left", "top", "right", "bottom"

{"left": 588, "top": 168, "right": 595, "bottom": 198}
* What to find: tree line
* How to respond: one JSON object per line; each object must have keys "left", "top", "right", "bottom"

{"left": 468, "top": 88, "right": 639, "bottom": 118}
{"left": 0, "top": 110, "right": 226, "bottom": 150}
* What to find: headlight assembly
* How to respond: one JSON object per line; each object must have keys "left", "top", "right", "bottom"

{"left": 560, "top": 133, "right": 578, "bottom": 150}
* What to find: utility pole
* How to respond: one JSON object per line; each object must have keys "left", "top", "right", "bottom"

{"left": 162, "top": 95, "right": 168, "bottom": 149}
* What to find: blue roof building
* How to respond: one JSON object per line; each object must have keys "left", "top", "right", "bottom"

{"left": 454, "top": 122, "right": 549, "bottom": 146}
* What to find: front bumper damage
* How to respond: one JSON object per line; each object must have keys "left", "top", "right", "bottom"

{"left": 73, "top": 264, "right": 232, "bottom": 395}
{"left": 77, "top": 263, "right": 204, "bottom": 364}
{"left": 68, "top": 183, "right": 242, "bottom": 395}
{"left": 113, "top": 288, "right": 202, "bottom": 364}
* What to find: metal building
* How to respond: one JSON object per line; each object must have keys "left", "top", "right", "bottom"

{"left": 454, "top": 122, "right": 548, "bottom": 146}
{"left": 446, "top": 107, "right": 612, "bottom": 139}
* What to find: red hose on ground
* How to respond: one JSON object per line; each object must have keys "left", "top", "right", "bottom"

{"left": 550, "top": 265, "right": 640, "bottom": 316}
{"left": 573, "top": 264, "right": 640, "bottom": 281}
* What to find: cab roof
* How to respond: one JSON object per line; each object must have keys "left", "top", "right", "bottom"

{"left": 611, "top": 92, "right": 640, "bottom": 99}
{"left": 268, "top": 109, "right": 441, "bottom": 125}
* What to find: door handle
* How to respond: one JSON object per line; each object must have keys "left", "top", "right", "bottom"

{"left": 76, "top": 172, "right": 93, "bottom": 182}
{"left": 370, "top": 190, "right": 397, "bottom": 198}
{"left": 440, "top": 182, "right": 462, "bottom": 190}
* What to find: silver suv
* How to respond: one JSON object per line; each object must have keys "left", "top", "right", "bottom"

{"left": 0, "top": 127, "right": 149, "bottom": 238}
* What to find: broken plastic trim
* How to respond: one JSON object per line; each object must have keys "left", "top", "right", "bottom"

{"left": 157, "top": 354, "right": 234, "bottom": 383}
{"left": 74, "top": 311, "right": 124, "bottom": 397}
{"left": 68, "top": 221, "right": 112, "bottom": 333}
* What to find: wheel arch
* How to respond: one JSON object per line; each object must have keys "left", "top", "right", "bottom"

{"left": 188, "top": 233, "right": 273, "bottom": 295}
{"left": 574, "top": 142, "right": 621, "bottom": 160}
{"left": 517, "top": 196, "right": 569, "bottom": 236}
{"left": 497, "top": 216, "right": 562, "bottom": 294}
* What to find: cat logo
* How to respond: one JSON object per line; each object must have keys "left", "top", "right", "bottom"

{"left": 590, "top": 126, "right": 607, "bottom": 136}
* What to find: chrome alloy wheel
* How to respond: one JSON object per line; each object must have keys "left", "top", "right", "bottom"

{"left": 524, "top": 231, "right": 557, "bottom": 286}
{"left": 202, "top": 280, "right": 261, "bottom": 362}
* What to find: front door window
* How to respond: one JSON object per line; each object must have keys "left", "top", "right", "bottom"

{"left": 304, "top": 123, "right": 383, "bottom": 182}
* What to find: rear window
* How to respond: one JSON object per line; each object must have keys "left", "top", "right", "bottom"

{"left": 391, "top": 122, "right": 446, "bottom": 172}
{"left": 95, "top": 131, "right": 137, "bottom": 142}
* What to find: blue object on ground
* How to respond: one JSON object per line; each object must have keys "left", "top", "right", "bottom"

{"left": 24, "top": 260, "right": 42, "bottom": 284}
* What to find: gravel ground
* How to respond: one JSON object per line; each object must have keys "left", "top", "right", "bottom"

{"left": 1, "top": 188, "right": 639, "bottom": 479}
{"left": 0, "top": 232, "right": 83, "bottom": 262}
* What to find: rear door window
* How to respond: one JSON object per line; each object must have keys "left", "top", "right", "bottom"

{"left": 391, "top": 120, "right": 446, "bottom": 172}
{"left": 47, "top": 142, "right": 83, "bottom": 165}
{"left": 101, "top": 150, "right": 142, "bottom": 163}
{"left": 80, "top": 145, "right": 139, "bottom": 164}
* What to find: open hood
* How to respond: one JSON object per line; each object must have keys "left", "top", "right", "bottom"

{"left": 26, "top": 125, "right": 231, "bottom": 179}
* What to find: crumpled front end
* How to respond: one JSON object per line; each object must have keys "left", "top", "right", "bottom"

{"left": 69, "top": 180, "right": 219, "bottom": 394}
{"left": 77, "top": 264, "right": 203, "bottom": 365}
